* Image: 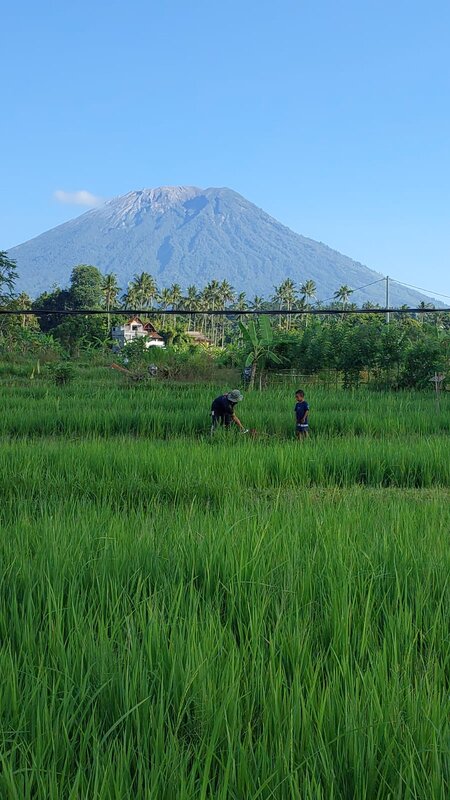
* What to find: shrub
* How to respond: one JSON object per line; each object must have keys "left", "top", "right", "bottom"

{"left": 49, "top": 361, "right": 75, "bottom": 385}
{"left": 400, "top": 338, "right": 446, "bottom": 389}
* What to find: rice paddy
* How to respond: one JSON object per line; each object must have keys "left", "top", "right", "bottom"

{"left": 0, "top": 370, "right": 449, "bottom": 798}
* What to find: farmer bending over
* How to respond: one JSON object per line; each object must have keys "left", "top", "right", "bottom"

{"left": 211, "top": 390, "right": 246, "bottom": 433}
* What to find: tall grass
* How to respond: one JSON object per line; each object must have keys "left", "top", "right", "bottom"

{"left": 0, "top": 438, "right": 449, "bottom": 523}
{"left": 1, "top": 379, "right": 449, "bottom": 438}
{"left": 0, "top": 372, "right": 448, "bottom": 798}
{"left": 1, "top": 485, "right": 448, "bottom": 798}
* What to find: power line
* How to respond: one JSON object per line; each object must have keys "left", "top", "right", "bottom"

{"left": 319, "top": 278, "right": 386, "bottom": 307}
{"left": 349, "top": 278, "right": 387, "bottom": 293}
{"left": 389, "top": 278, "right": 450, "bottom": 300}
{"left": 1, "top": 306, "right": 449, "bottom": 317}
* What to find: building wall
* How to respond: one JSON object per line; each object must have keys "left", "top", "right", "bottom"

{"left": 111, "top": 326, "right": 164, "bottom": 350}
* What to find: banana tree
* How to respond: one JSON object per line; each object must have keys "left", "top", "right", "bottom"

{"left": 239, "top": 316, "right": 283, "bottom": 390}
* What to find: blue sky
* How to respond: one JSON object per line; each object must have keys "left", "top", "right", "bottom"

{"left": 2, "top": 0, "right": 449, "bottom": 298}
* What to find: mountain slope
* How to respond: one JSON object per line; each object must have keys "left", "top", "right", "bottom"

{"left": 9, "top": 186, "right": 435, "bottom": 306}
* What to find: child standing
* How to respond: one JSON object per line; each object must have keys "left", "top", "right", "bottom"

{"left": 295, "top": 389, "right": 309, "bottom": 439}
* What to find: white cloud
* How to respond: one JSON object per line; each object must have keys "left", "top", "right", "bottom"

{"left": 54, "top": 189, "right": 103, "bottom": 207}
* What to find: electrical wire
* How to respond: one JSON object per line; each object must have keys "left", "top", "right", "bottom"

{"left": 2, "top": 306, "right": 450, "bottom": 316}
{"left": 319, "top": 278, "right": 385, "bottom": 307}
{"left": 389, "top": 278, "right": 450, "bottom": 300}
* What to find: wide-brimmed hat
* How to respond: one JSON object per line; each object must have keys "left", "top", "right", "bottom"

{"left": 227, "top": 389, "right": 243, "bottom": 403}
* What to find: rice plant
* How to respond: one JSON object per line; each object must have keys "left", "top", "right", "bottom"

{"left": 0, "top": 371, "right": 448, "bottom": 798}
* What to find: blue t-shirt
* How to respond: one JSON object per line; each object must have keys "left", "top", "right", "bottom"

{"left": 295, "top": 400, "right": 309, "bottom": 424}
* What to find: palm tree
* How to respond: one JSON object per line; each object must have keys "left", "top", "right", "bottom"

{"left": 251, "top": 295, "right": 264, "bottom": 310}
{"left": 234, "top": 292, "right": 248, "bottom": 312}
{"left": 417, "top": 300, "right": 434, "bottom": 324}
{"left": 158, "top": 287, "right": 172, "bottom": 310}
{"left": 128, "top": 272, "right": 158, "bottom": 309}
{"left": 203, "top": 280, "right": 222, "bottom": 344}
{"left": 102, "top": 273, "right": 121, "bottom": 332}
{"left": 300, "top": 279, "right": 316, "bottom": 303}
{"left": 169, "top": 283, "right": 182, "bottom": 306}
{"left": 300, "top": 279, "right": 316, "bottom": 327}
{"left": 333, "top": 284, "right": 353, "bottom": 306}
{"left": 14, "top": 292, "right": 32, "bottom": 329}
{"left": 121, "top": 284, "right": 137, "bottom": 309}
{"left": 146, "top": 274, "right": 158, "bottom": 309}
{"left": 295, "top": 295, "right": 307, "bottom": 322}
{"left": 273, "top": 278, "right": 297, "bottom": 329}
{"left": 333, "top": 285, "right": 354, "bottom": 310}
{"left": 129, "top": 274, "right": 146, "bottom": 308}
{"left": 196, "top": 290, "right": 209, "bottom": 335}
{"left": 184, "top": 285, "right": 199, "bottom": 330}
{"left": 168, "top": 283, "right": 182, "bottom": 327}
{"left": 155, "top": 287, "right": 172, "bottom": 331}
{"left": 233, "top": 291, "right": 249, "bottom": 344}
{"left": 218, "top": 280, "right": 235, "bottom": 347}
{"left": 218, "top": 280, "right": 235, "bottom": 311}
{"left": 0, "top": 250, "right": 18, "bottom": 301}
{"left": 431, "top": 310, "right": 446, "bottom": 330}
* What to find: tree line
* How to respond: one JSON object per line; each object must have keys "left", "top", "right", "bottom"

{"left": 0, "top": 254, "right": 448, "bottom": 389}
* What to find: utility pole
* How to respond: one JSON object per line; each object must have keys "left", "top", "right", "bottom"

{"left": 385, "top": 275, "right": 390, "bottom": 324}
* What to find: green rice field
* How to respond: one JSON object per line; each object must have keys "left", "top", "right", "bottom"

{"left": 0, "top": 371, "right": 449, "bottom": 798}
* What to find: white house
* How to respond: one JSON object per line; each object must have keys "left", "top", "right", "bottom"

{"left": 112, "top": 317, "right": 165, "bottom": 351}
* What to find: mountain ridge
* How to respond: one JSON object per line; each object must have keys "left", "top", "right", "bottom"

{"left": 9, "top": 186, "right": 439, "bottom": 306}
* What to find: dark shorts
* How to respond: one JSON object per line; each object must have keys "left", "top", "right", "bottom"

{"left": 296, "top": 423, "right": 309, "bottom": 433}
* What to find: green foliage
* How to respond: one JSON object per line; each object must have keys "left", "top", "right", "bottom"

{"left": 120, "top": 336, "right": 157, "bottom": 371}
{"left": 2, "top": 258, "right": 449, "bottom": 392}
{"left": 239, "top": 317, "right": 284, "bottom": 388}
{"left": 119, "top": 337, "right": 220, "bottom": 381}
{"left": 158, "top": 326, "right": 192, "bottom": 350}
{"left": 48, "top": 361, "right": 75, "bottom": 385}
{"left": 0, "top": 374, "right": 448, "bottom": 798}
{"left": 0, "top": 292, "right": 39, "bottom": 337}
{"left": 33, "top": 286, "right": 72, "bottom": 332}
{"left": 1, "top": 376, "right": 448, "bottom": 438}
{"left": 124, "top": 272, "right": 157, "bottom": 309}
{"left": 400, "top": 336, "right": 446, "bottom": 388}
{"left": 0, "top": 327, "right": 62, "bottom": 358}
{"left": 0, "top": 250, "right": 18, "bottom": 302}
{"left": 52, "top": 315, "right": 109, "bottom": 355}
{"left": 267, "top": 318, "right": 449, "bottom": 390}
{"left": 69, "top": 264, "right": 104, "bottom": 309}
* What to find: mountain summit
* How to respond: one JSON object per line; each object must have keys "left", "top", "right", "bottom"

{"left": 10, "top": 186, "right": 432, "bottom": 305}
